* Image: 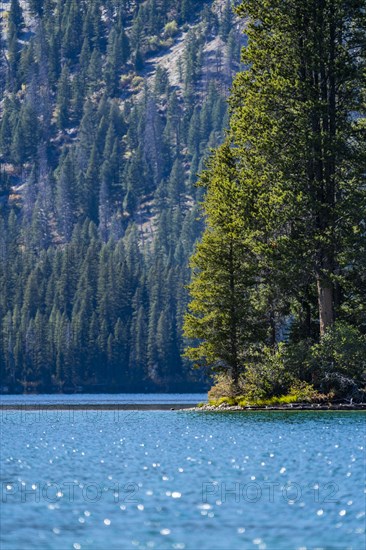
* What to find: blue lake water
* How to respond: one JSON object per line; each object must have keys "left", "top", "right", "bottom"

{"left": 0, "top": 407, "right": 365, "bottom": 549}
{"left": 0, "top": 393, "right": 208, "bottom": 405}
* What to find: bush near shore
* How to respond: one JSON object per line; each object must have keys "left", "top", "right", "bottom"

{"left": 207, "top": 327, "right": 366, "bottom": 407}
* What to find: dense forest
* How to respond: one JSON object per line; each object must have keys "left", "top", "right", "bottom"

{"left": 185, "top": 0, "right": 366, "bottom": 405}
{"left": 0, "top": 0, "right": 244, "bottom": 392}
{"left": 1, "top": 0, "right": 364, "bottom": 400}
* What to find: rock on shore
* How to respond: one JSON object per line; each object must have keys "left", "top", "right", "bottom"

{"left": 187, "top": 402, "right": 366, "bottom": 412}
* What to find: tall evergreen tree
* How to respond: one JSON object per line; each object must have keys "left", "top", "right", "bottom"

{"left": 185, "top": 0, "right": 366, "bottom": 392}
{"left": 230, "top": 0, "right": 366, "bottom": 337}
{"left": 56, "top": 66, "right": 71, "bottom": 129}
{"left": 184, "top": 145, "right": 263, "bottom": 386}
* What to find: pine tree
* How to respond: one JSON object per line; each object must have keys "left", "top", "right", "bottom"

{"left": 0, "top": 98, "right": 15, "bottom": 159}
{"left": 0, "top": 167, "right": 11, "bottom": 196}
{"left": 56, "top": 66, "right": 71, "bottom": 129}
{"left": 7, "top": 22, "right": 21, "bottom": 85}
{"left": 87, "top": 48, "right": 102, "bottom": 93}
{"left": 62, "top": 0, "right": 83, "bottom": 63}
{"left": 105, "top": 28, "right": 123, "bottom": 96}
{"left": 167, "top": 157, "right": 185, "bottom": 205}
{"left": 71, "top": 73, "right": 85, "bottom": 124}
{"left": 184, "top": 144, "right": 263, "bottom": 386}
{"left": 154, "top": 66, "right": 169, "bottom": 96}
{"left": 84, "top": 144, "right": 100, "bottom": 223}
{"left": 219, "top": 0, "right": 233, "bottom": 41}
{"left": 134, "top": 49, "right": 144, "bottom": 72}
{"left": 56, "top": 150, "right": 76, "bottom": 241}
{"left": 9, "top": 0, "right": 24, "bottom": 31}
{"left": 11, "top": 102, "right": 39, "bottom": 164}
{"left": 230, "top": 0, "right": 366, "bottom": 337}
{"left": 185, "top": 0, "right": 366, "bottom": 392}
{"left": 143, "top": 96, "right": 164, "bottom": 187}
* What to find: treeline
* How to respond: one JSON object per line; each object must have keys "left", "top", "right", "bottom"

{"left": 185, "top": 0, "right": 366, "bottom": 403}
{"left": 1, "top": 214, "right": 202, "bottom": 390}
{"left": 0, "top": 0, "right": 243, "bottom": 391}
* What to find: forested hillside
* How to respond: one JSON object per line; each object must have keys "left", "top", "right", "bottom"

{"left": 0, "top": 0, "right": 244, "bottom": 392}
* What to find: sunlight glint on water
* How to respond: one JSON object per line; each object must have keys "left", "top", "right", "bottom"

{"left": 1, "top": 408, "right": 365, "bottom": 549}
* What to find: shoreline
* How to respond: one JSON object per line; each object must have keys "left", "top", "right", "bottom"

{"left": 0, "top": 403, "right": 194, "bottom": 411}
{"left": 187, "top": 402, "right": 366, "bottom": 412}
{"left": 0, "top": 403, "right": 365, "bottom": 411}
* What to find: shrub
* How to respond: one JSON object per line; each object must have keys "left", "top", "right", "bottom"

{"left": 310, "top": 322, "right": 366, "bottom": 399}
{"left": 147, "top": 35, "right": 160, "bottom": 53}
{"left": 131, "top": 76, "right": 144, "bottom": 90}
{"left": 208, "top": 345, "right": 295, "bottom": 402}
{"left": 120, "top": 73, "right": 133, "bottom": 89}
{"left": 208, "top": 372, "right": 238, "bottom": 401}
{"left": 241, "top": 344, "right": 295, "bottom": 400}
{"left": 159, "top": 38, "right": 174, "bottom": 49}
{"left": 207, "top": 324, "right": 366, "bottom": 406}
{"left": 164, "top": 21, "right": 178, "bottom": 38}
{"left": 208, "top": 381, "right": 322, "bottom": 408}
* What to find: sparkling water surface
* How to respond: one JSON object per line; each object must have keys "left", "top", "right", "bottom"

{"left": 1, "top": 405, "right": 365, "bottom": 550}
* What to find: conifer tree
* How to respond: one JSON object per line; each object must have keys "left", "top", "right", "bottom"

{"left": 56, "top": 150, "right": 76, "bottom": 241}
{"left": 220, "top": 0, "right": 233, "bottom": 41}
{"left": 184, "top": 144, "right": 263, "bottom": 386}
{"left": 62, "top": 0, "right": 83, "bottom": 63}
{"left": 56, "top": 66, "right": 71, "bottom": 129}
{"left": 230, "top": 0, "right": 366, "bottom": 337}
{"left": 185, "top": 0, "right": 366, "bottom": 391}
{"left": 9, "top": 0, "right": 24, "bottom": 31}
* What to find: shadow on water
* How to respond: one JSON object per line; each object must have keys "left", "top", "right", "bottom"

{"left": 185, "top": 409, "right": 366, "bottom": 427}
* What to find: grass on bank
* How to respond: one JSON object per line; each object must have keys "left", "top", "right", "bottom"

{"left": 206, "top": 373, "right": 331, "bottom": 408}
{"left": 209, "top": 393, "right": 317, "bottom": 408}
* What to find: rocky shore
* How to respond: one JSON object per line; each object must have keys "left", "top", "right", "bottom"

{"left": 187, "top": 402, "right": 366, "bottom": 412}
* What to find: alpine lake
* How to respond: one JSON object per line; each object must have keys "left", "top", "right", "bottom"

{"left": 0, "top": 394, "right": 365, "bottom": 550}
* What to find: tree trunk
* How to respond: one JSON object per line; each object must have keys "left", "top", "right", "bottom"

{"left": 231, "top": 365, "right": 239, "bottom": 389}
{"left": 269, "top": 309, "right": 276, "bottom": 346}
{"left": 317, "top": 275, "right": 334, "bottom": 336}
{"left": 300, "top": 298, "right": 312, "bottom": 338}
{"left": 229, "top": 242, "right": 239, "bottom": 391}
{"left": 313, "top": 0, "right": 337, "bottom": 339}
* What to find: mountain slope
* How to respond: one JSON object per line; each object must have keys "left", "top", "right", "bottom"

{"left": 0, "top": 0, "right": 244, "bottom": 392}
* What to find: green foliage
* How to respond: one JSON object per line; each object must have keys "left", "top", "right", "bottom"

{"left": 310, "top": 322, "right": 366, "bottom": 396}
{"left": 0, "top": 167, "right": 11, "bottom": 195}
{"left": 219, "top": 0, "right": 233, "bottom": 41}
{"left": 184, "top": 144, "right": 265, "bottom": 386}
{"left": 164, "top": 21, "right": 178, "bottom": 38}
{"left": 56, "top": 66, "right": 71, "bottom": 129}
{"left": 207, "top": 345, "right": 294, "bottom": 401}
{"left": 208, "top": 378, "right": 322, "bottom": 407}
{"left": 236, "top": 382, "right": 321, "bottom": 408}
{"left": 240, "top": 346, "right": 296, "bottom": 400}
{"left": 0, "top": 0, "right": 240, "bottom": 391}
{"left": 207, "top": 373, "right": 239, "bottom": 400}
{"left": 185, "top": 0, "right": 366, "bottom": 402}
